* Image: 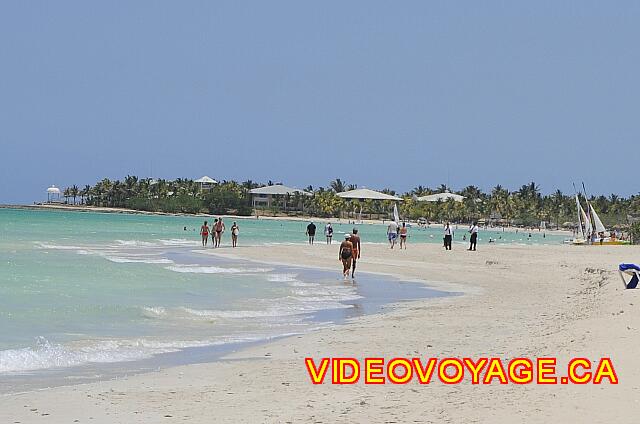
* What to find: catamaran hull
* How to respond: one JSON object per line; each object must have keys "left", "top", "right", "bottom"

{"left": 568, "top": 238, "right": 630, "bottom": 246}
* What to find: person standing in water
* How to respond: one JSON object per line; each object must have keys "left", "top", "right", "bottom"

{"left": 339, "top": 234, "right": 353, "bottom": 278}
{"left": 387, "top": 220, "right": 399, "bottom": 249}
{"left": 444, "top": 222, "right": 453, "bottom": 250}
{"left": 306, "top": 221, "right": 316, "bottom": 245}
{"left": 200, "top": 221, "right": 210, "bottom": 247}
{"left": 350, "top": 228, "right": 361, "bottom": 277}
{"left": 231, "top": 221, "right": 239, "bottom": 248}
{"left": 211, "top": 219, "right": 218, "bottom": 247}
{"left": 468, "top": 222, "right": 479, "bottom": 251}
{"left": 324, "top": 222, "right": 333, "bottom": 244}
{"left": 214, "top": 218, "right": 225, "bottom": 248}
{"left": 399, "top": 222, "right": 408, "bottom": 249}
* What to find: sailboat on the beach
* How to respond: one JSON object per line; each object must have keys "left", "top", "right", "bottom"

{"left": 571, "top": 184, "right": 629, "bottom": 245}
{"left": 570, "top": 194, "right": 590, "bottom": 245}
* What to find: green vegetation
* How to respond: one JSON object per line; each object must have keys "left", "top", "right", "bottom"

{"left": 630, "top": 222, "right": 640, "bottom": 244}
{"left": 63, "top": 177, "right": 639, "bottom": 228}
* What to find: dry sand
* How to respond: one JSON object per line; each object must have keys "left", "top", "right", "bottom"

{"left": 2, "top": 242, "right": 639, "bottom": 423}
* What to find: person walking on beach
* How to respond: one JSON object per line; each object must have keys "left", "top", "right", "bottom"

{"left": 231, "top": 222, "right": 239, "bottom": 248}
{"left": 214, "top": 218, "right": 225, "bottom": 248}
{"left": 399, "top": 222, "right": 408, "bottom": 249}
{"left": 387, "top": 220, "right": 398, "bottom": 249}
{"left": 444, "top": 222, "right": 453, "bottom": 250}
{"left": 200, "top": 221, "right": 210, "bottom": 247}
{"left": 306, "top": 221, "right": 316, "bottom": 245}
{"left": 339, "top": 234, "right": 354, "bottom": 278}
{"left": 468, "top": 222, "right": 479, "bottom": 251}
{"left": 350, "top": 228, "right": 361, "bottom": 277}
{"left": 325, "top": 222, "right": 333, "bottom": 244}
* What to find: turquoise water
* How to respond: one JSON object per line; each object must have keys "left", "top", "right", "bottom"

{"left": 0, "top": 208, "right": 561, "bottom": 379}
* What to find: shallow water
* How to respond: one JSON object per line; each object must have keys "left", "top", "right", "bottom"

{"left": 0, "top": 208, "right": 460, "bottom": 389}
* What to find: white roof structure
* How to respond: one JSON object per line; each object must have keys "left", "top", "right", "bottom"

{"left": 416, "top": 192, "right": 465, "bottom": 202}
{"left": 194, "top": 176, "right": 218, "bottom": 184}
{"left": 46, "top": 185, "right": 61, "bottom": 194}
{"left": 250, "top": 184, "right": 312, "bottom": 196}
{"left": 337, "top": 188, "right": 402, "bottom": 201}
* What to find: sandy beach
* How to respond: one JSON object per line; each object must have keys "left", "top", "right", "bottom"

{"left": 1, "top": 241, "right": 638, "bottom": 423}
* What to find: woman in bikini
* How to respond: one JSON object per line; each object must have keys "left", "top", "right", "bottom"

{"left": 231, "top": 222, "right": 239, "bottom": 248}
{"left": 200, "top": 221, "right": 210, "bottom": 247}
{"left": 339, "top": 234, "right": 353, "bottom": 278}
{"left": 399, "top": 222, "right": 408, "bottom": 249}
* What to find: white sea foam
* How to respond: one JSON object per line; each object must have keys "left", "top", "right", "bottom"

{"left": 35, "top": 242, "right": 84, "bottom": 250}
{"left": 165, "top": 265, "right": 273, "bottom": 274}
{"left": 287, "top": 281, "right": 320, "bottom": 287}
{"left": 140, "top": 306, "right": 167, "bottom": 318}
{"left": 157, "top": 239, "right": 197, "bottom": 246}
{"left": 177, "top": 294, "right": 355, "bottom": 320}
{"left": 114, "top": 240, "right": 158, "bottom": 247}
{"left": 266, "top": 273, "right": 299, "bottom": 282}
{"left": 104, "top": 256, "right": 174, "bottom": 264}
{"left": 0, "top": 336, "right": 263, "bottom": 374}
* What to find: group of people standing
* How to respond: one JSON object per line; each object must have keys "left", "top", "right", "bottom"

{"left": 198, "top": 216, "right": 479, "bottom": 277}
{"left": 443, "top": 221, "right": 479, "bottom": 251}
{"left": 200, "top": 218, "right": 240, "bottom": 248}
{"left": 384, "top": 220, "right": 480, "bottom": 252}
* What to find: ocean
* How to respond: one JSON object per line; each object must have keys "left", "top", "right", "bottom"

{"left": 0, "top": 208, "right": 562, "bottom": 387}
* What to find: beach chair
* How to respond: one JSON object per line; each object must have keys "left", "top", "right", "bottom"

{"left": 618, "top": 263, "right": 640, "bottom": 289}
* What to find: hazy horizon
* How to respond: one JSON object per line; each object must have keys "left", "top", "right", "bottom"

{"left": 2, "top": 1, "right": 639, "bottom": 203}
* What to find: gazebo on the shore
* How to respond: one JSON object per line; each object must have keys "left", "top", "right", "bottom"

{"left": 336, "top": 188, "right": 403, "bottom": 221}
{"left": 46, "top": 185, "right": 61, "bottom": 203}
{"left": 194, "top": 176, "right": 218, "bottom": 191}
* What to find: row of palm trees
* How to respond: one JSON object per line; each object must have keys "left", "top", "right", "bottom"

{"left": 61, "top": 176, "right": 638, "bottom": 227}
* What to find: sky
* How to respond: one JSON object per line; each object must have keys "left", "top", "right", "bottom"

{"left": 1, "top": 1, "right": 639, "bottom": 203}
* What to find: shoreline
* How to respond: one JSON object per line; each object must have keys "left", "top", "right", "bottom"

{"left": 2, "top": 242, "right": 639, "bottom": 422}
{"left": 0, "top": 250, "right": 452, "bottom": 394}
{"left": 1, "top": 203, "right": 575, "bottom": 237}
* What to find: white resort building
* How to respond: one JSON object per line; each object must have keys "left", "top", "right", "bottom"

{"left": 249, "top": 184, "right": 312, "bottom": 208}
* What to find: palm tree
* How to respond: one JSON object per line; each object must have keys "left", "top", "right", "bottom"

{"left": 437, "top": 183, "right": 449, "bottom": 193}
{"left": 330, "top": 179, "right": 347, "bottom": 193}
{"left": 70, "top": 185, "right": 79, "bottom": 205}
{"left": 411, "top": 185, "right": 430, "bottom": 196}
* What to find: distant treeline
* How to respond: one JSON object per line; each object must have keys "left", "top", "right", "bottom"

{"left": 61, "top": 177, "right": 640, "bottom": 229}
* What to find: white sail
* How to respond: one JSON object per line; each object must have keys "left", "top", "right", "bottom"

{"left": 393, "top": 203, "right": 400, "bottom": 223}
{"left": 589, "top": 204, "right": 607, "bottom": 234}
{"left": 580, "top": 203, "right": 592, "bottom": 237}
{"left": 575, "top": 195, "right": 584, "bottom": 238}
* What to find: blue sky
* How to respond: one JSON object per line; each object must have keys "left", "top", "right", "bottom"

{"left": 1, "top": 1, "right": 639, "bottom": 203}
